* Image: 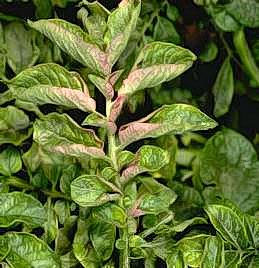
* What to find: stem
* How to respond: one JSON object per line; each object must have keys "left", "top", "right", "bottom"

{"left": 106, "top": 98, "right": 129, "bottom": 268}
{"left": 233, "top": 28, "right": 259, "bottom": 87}
{"left": 5, "top": 176, "right": 71, "bottom": 200}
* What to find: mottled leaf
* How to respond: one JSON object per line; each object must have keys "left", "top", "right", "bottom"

{"left": 71, "top": 175, "right": 120, "bottom": 207}
{"left": 0, "top": 232, "right": 61, "bottom": 267}
{"left": 119, "top": 104, "right": 217, "bottom": 148}
{"left": 105, "top": 0, "right": 141, "bottom": 67}
{"left": 119, "top": 42, "right": 196, "bottom": 96}
{"left": 90, "top": 221, "right": 115, "bottom": 261}
{"left": 28, "top": 19, "right": 110, "bottom": 76}
{"left": 0, "top": 192, "right": 46, "bottom": 228}
{"left": 92, "top": 203, "right": 127, "bottom": 228}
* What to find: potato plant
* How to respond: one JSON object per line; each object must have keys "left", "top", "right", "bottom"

{"left": 0, "top": 0, "right": 259, "bottom": 267}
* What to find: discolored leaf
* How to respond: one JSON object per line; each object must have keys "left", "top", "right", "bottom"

{"left": 0, "top": 192, "right": 46, "bottom": 228}
{"left": 105, "top": 0, "right": 141, "bottom": 67}
{"left": 71, "top": 175, "right": 120, "bottom": 207}
{"left": 0, "top": 232, "right": 61, "bottom": 267}
{"left": 28, "top": 19, "right": 110, "bottom": 76}
{"left": 119, "top": 42, "right": 196, "bottom": 97}
{"left": 90, "top": 221, "right": 116, "bottom": 261}
{"left": 33, "top": 113, "right": 104, "bottom": 160}
{"left": 92, "top": 203, "right": 127, "bottom": 228}
{"left": 119, "top": 104, "right": 217, "bottom": 148}
{"left": 205, "top": 203, "right": 248, "bottom": 249}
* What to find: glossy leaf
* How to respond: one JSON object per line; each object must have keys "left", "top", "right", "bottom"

{"left": 213, "top": 57, "right": 234, "bottom": 118}
{"left": 0, "top": 232, "right": 61, "bottom": 267}
{"left": 28, "top": 19, "right": 110, "bottom": 76}
{"left": 0, "top": 106, "right": 31, "bottom": 145}
{"left": 119, "top": 104, "right": 217, "bottom": 148}
{"left": 0, "top": 147, "right": 22, "bottom": 176}
{"left": 105, "top": 0, "right": 141, "bottom": 67}
{"left": 33, "top": 113, "right": 105, "bottom": 160}
{"left": 119, "top": 42, "right": 196, "bottom": 96}
{"left": 205, "top": 203, "right": 248, "bottom": 249}
{"left": 200, "top": 128, "right": 259, "bottom": 212}
{"left": 90, "top": 221, "right": 116, "bottom": 261}
{"left": 71, "top": 175, "right": 120, "bottom": 207}
{"left": 0, "top": 192, "right": 46, "bottom": 228}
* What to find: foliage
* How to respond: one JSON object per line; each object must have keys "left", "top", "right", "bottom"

{"left": 0, "top": 0, "right": 259, "bottom": 267}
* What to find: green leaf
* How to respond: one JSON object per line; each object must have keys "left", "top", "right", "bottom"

{"left": 0, "top": 147, "right": 22, "bottom": 176}
{"left": 119, "top": 42, "right": 196, "bottom": 96}
{"left": 28, "top": 19, "right": 110, "bottom": 76}
{"left": 0, "top": 106, "right": 31, "bottom": 146}
{"left": 200, "top": 128, "right": 259, "bottom": 212}
{"left": 201, "top": 236, "right": 224, "bottom": 268}
{"left": 90, "top": 221, "right": 116, "bottom": 261}
{"left": 0, "top": 232, "right": 61, "bottom": 267}
{"left": 92, "top": 203, "right": 127, "bottom": 228}
{"left": 166, "top": 4, "right": 180, "bottom": 22}
{"left": 33, "top": 113, "right": 105, "bottom": 160}
{"left": 213, "top": 57, "right": 234, "bottom": 118}
{"left": 71, "top": 175, "right": 120, "bottom": 207}
{"left": 117, "top": 151, "right": 135, "bottom": 171}
{"left": 18, "top": 85, "right": 96, "bottom": 112}
{"left": 121, "top": 145, "right": 169, "bottom": 182}
{"left": 178, "top": 234, "right": 208, "bottom": 268}
{"left": 205, "top": 203, "right": 248, "bottom": 249}
{"left": 214, "top": 10, "right": 240, "bottom": 32}
{"left": 119, "top": 104, "right": 217, "bottom": 148}
{"left": 225, "top": 0, "right": 259, "bottom": 28}
{"left": 5, "top": 22, "right": 39, "bottom": 74}
{"left": 153, "top": 17, "right": 180, "bottom": 44}
{"left": 0, "top": 192, "right": 46, "bottom": 228}
{"left": 199, "top": 41, "right": 218, "bottom": 63}
{"left": 105, "top": 0, "right": 141, "bottom": 67}
{"left": 245, "top": 215, "right": 259, "bottom": 249}
{"left": 33, "top": 0, "right": 52, "bottom": 19}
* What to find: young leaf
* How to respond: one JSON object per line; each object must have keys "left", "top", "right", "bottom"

{"left": 0, "top": 232, "right": 61, "bottom": 267}
{"left": 28, "top": 19, "right": 110, "bottom": 76}
{"left": 200, "top": 128, "right": 259, "bottom": 212}
{"left": 77, "top": 1, "right": 110, "bottom": 48}
{"left": 0, "top": 192, "right": 46, "bottom": 228}
{"left": 119, "top": 104, "right": 217, "bottom": 148}
{"left": 0, "top": 147, "right": 22, "bottom": 176}
{"left": 213, "top": 57, "right": 234, "bottom": 118}
{"left": 245, "top": 215, "right": 259, "bottom": 249}
{"left": 70, "top": 175, "right": 120, "bottom": 207}
{"left": 0, "top": 106, "right": 31, "bottom": 146}
{"left": 90, "top": 221, "right": 116, "bottom": 261}
{"left": 121, "top": 145, "right": 169, "bottom": 182}
{"left": 33, "top": 113, "right": 105, "bottom": 160}
{"left": 205, "top": 203, "right": 249, "bottom": 249}
{"left": 105, "top": 0, "right": 141, "bottom": 67}
{"left": 119, "top": 42, "right": 196, "bottom": 97}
